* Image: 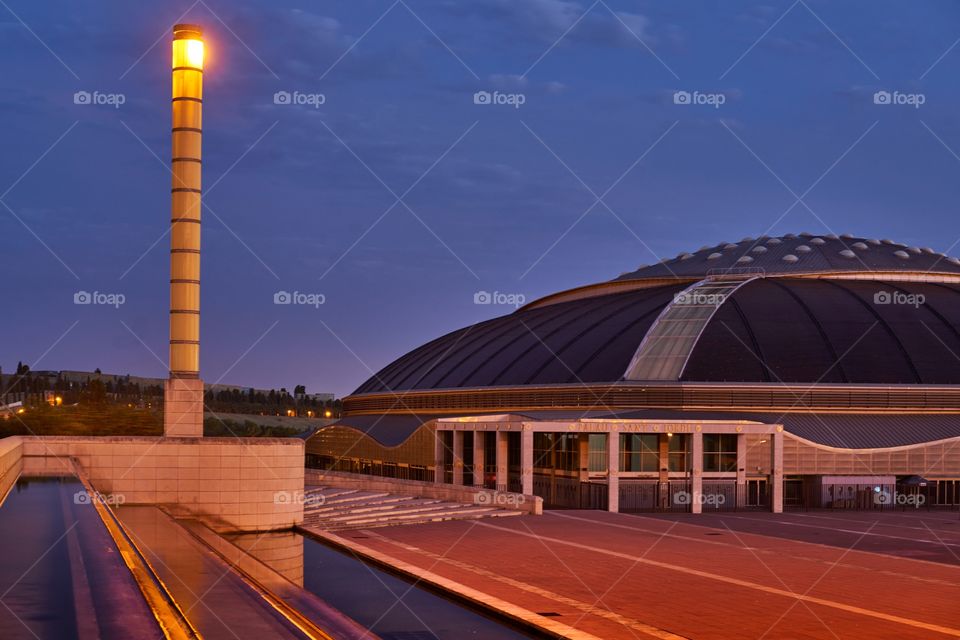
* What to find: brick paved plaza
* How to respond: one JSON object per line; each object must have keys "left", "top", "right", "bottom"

{"left": 316, "top": 509, "right": 960, "bottom": 639}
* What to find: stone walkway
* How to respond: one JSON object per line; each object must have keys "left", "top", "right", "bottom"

{"left": 302, "top": 485, "right": 523, "bottom": 531}
{"left": 305, "top": 510, "right": 960, "bottom": 639}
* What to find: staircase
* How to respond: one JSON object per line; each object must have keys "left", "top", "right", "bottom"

{"left": 301, "top": 485, "right": 524, "bottom": 531}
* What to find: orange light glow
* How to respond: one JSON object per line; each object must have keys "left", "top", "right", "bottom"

{"left": 173, "top": 38, "right": 204, "bottom": 70}
{"left": 324, "top": 410, "right": 332, "bottom": 418}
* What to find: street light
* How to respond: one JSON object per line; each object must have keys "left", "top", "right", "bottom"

{"left": 165, "top": 24, "right": 205, "bottom": 437}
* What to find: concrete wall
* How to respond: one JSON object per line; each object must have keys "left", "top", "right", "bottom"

{"left": 306, "top": 469, "right": 543, "bottom": 515}
{"left": 16, "top": 436, "right": 305, "bottom": 532}
{"left": 0, "top": 436, "right": 23, "bottom": 503}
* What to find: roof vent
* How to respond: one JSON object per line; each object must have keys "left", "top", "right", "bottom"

{"left": 867, "top": 239, "right": 881, "bottom": 246}
{"left": 826, "top": 233, "right": 839, "bottom": 240}
{"left": 740, "top": 237, "right": 754, "bottom": 243}
{"left": 737, "top": 255, "right": 753, "bottom": 263}
{"left": 800, "top": 232, "right": 812, "bottom": 237}
{"left": 881, "top": 239, "right": 896, "bottom": 245}
{"left": 767, "top": 238, "right": 782, "bottom": 244}
{"left": 783, "top": 233, "right": 796, "bottom": 239}
{"left": 948, "top": 257, "right": 960, "bottom": 266}
{"left": 810, "top": 237, "right": 826, "bottom": 245}
{"left": 908, "top": 247, "right": 922, "bottom": 254}
{"left": 697, "top": 245, "right": 711, "bottom": 252}
{"left": 796, "top": 245, "right": 812, "bottom": 253}
{"left": 782, "top": 254, "right": 799, "bottom": 263}
{"left": 723, "top": 243, "right": 738, "bottom": 250}
{"left": 851, "top": 242, "right": 868, "bottom": 250}
{"left": 922, "top": 247, "right": 936, "bottom": 254}
{"left": 679, "top": 253, "right": 695, "bottom": 260}
{"left": 893, "top": 250, "right": 910, "bottom": 259}
{"left": 752, "top": 246, "right": 768, "bottom": 253}
{"left": 839, "top": 249, "right": 856, "bottom": 259}
{"left": 707, "top": 252, "right": 722, "bottom": 260}
{"left": 840, "top": 233, "right": 854, "bottom": 239}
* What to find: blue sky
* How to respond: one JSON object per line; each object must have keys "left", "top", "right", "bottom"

{"left": 2, "top": 0, "right": 960, "bottom": 396}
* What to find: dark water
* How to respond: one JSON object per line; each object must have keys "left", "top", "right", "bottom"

{"left": 299, "top": 534, "right": 537, "bottom": 640}
{"left": 0, "top": 477, "right": 82, "bottom": 640}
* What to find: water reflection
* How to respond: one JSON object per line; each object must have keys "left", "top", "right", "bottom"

{"left": 0, "top": 477, "right": 80, "bottom": 639}
{"left": 230, "top": 531, "right": 535, "bottom": 640}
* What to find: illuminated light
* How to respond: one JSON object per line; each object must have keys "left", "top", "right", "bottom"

{"left": 172, "top": 24, "right": 204, "bottom": 71}
{"left": 324, "top": 410, "right": 332, "bottom": 418}
{"left": 666, "top": 432, "right": 673, "bottom": 437}
{"left": 186, "top": 39, "right": 204, "bottom": 68}
{"left": 17, "top": 408, "right": 25, "bottom": 414}
{"left": 172, "top": 38, "right": 204, "bottom": 70}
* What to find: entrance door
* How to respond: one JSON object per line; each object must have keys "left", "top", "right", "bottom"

{"left": 746, "top": 479, "right": 768, "bottom": 508}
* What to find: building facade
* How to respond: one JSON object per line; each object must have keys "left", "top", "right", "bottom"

{"left": 308, "top": 234, "right": 960, "bottom": 513}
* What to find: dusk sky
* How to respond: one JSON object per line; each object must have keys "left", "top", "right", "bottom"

{"left": 3, "top": 1, "right": 960, "bottom": 397}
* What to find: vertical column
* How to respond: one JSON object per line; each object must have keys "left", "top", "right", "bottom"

{"left": 736, "top": 432, "right": 747, "bottom": 509}
{"left": 520, "top": 428, "right": 533, "bottom": 495}
{"left": 452, "top": 431, "right": 465, "bottom": 486}
{"left": 691, "top": 430, "right": 703, "bottom": 514}
{"left": 473, "top": 431, "right": 485, "bottom": 487}
{"left": 433, "top": 427, "right": 445, "bottom": 484}
{"left": 771, "top": 430, "right": 783, "bottom": 513}
{"left": 495, "top": 431, "right": 508, "bottom": 492}
{"left": 607, "top": 431, "right": 619, "bottom": 513}
{"left": 165, "top": 24, "right": 205, "bottom": 437}
{"left": 658, "top": 433, "right": 670, "bottom": 509}
{"left": 577, "top": 433, "right": 590, "bottom": 482}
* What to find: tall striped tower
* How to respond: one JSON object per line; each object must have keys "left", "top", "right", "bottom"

{"left": 164, "top": 24, "right": 205, "bottom": 437}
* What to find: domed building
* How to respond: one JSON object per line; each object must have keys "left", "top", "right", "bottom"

{"left": 308, "top": 233, "right": 960, "bottom": 513}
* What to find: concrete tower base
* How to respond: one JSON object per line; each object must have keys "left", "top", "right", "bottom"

{"left": 164, "top": 377, "right": 204, "bottom": 437}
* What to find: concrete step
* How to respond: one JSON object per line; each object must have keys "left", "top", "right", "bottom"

{"left": 304, "top": 486, "right": 356, "bottom": 499}
{"left": 310, "top": 491, "right": 392, "bottom": 507}
{"left": 324, "top": 509, "right": 524, "bottom": 531}
{"left": 330, "top": 505, "right": 503, "bottom": 526}
{"left": 307, "top": 497, "right": 438, "bottom": 516}
{"left": 320, "top": 502, "right": 462, "bottom": 524}
{"left": 299, "top": 484, "right": 529, "bottom": 531}
{"left": 304, "top": 494, "right": 418, "bottom": 515}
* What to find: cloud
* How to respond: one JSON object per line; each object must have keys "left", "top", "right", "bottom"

{"left": 446, "top": 0, "right": 656, "bottom": 48}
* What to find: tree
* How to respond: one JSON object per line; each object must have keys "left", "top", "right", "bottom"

{"left": 83, "top": 379, "right": 107, "bottom": 405}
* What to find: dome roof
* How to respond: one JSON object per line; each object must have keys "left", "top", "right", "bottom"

{"left": 615, "top": 233, "right": 960, "bottom": 281}
{"left": 354, "top": 234, "right": 960, "bottom": 395}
